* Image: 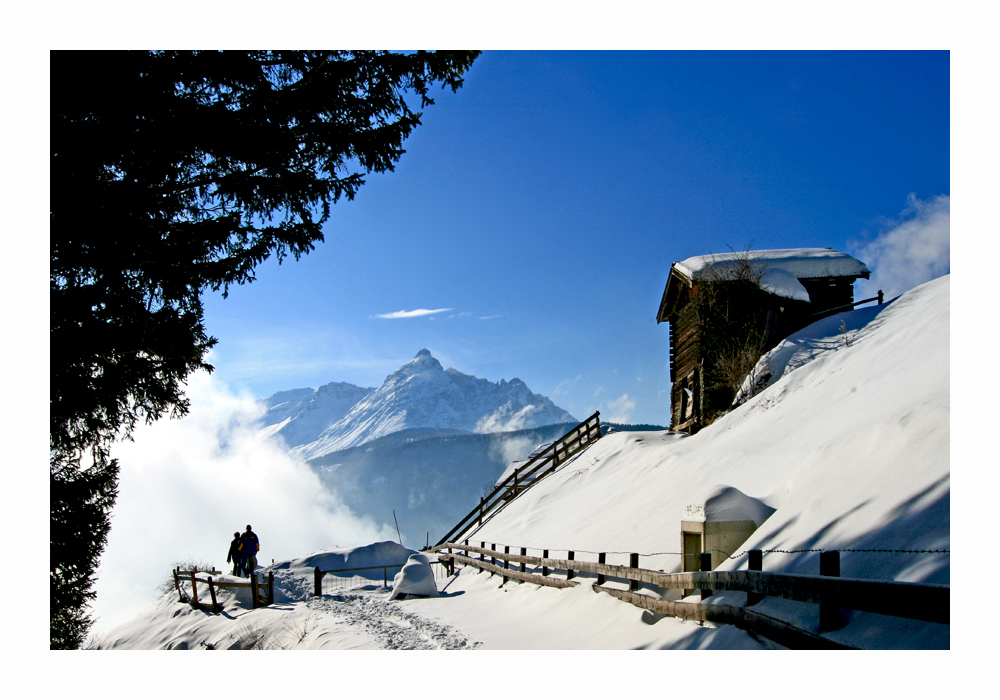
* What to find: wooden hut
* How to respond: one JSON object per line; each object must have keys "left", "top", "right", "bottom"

{"left": 656, "top": 248, "right": 871, "bottom": 433}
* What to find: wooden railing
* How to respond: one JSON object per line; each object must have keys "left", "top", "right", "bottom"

{"left": 810, "top": 290, "right": 884, "bottom": 319}
{"left": 172, "top": 567, "right": 274, "bottom": 612}
{"left": 435, "top": 542, "right": 949, "bottom": 650}
{"left": 434, "top": 412, "right": 603, "bottom": 547}
{"left": 312, "top": 561, "right": 451, "bottom": 596}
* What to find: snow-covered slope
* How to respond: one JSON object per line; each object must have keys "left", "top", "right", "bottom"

{"left": 95, "top": 277, "right": 949, "bottom": 650}
{"left": 464, "top": 276, "right": 949, "bottom": 647}
{"left": 288, "top": 350, "right": 577, "bottom": 460}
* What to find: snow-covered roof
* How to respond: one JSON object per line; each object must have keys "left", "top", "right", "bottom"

{"left": 657, "top": 247, "right": 870, "bottom": 321}
{"left": 672, "top": 248, "right": 870, "bottom": 283}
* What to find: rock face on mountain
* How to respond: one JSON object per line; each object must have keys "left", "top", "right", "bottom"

{"left": 258, "top": 382, "right": 376, "bottom": 450}
{"left": 260, "top": 350, "right": 577, "bottom": 462}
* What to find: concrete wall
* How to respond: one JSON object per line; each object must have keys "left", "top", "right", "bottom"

{"left": 681, "top": 519, "right": 758, "bottom": 570}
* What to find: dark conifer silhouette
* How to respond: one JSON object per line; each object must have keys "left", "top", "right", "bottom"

{"left": 50, "top": 50, "right": 479, "bottom": 647}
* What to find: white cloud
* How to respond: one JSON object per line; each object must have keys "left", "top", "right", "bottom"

{"left": 474, "top": 404, "right": 541, "bottom": 433}
{"left": 489, "top": 435, "right": 539, "bottom": 476}
{"left": 852, "top": 194, "right": 950, "bottom": 299}
{"left": 604, "top": 393, "right": 636, "bottom": 423}
{"left": 373, "top": 308, "right": 453, "bottom": 319}
{"left": 91, "top": 371, "right": 394, "bottom": 638}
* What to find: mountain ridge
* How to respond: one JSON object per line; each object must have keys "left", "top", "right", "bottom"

{"left": 259, "top": 349, "right": 576, "bottom": 461}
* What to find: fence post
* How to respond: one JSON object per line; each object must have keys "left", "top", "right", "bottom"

{"left": 567, "top": 551, "right": 575, "bottom": 580}
{"left": 208, "top": 576, "right": 219, "bottom": 612}
{"left": 877, "top": 289, "right": 884, "bottom": 305}
{"left": 314, "top": 566, "right": 322, "bottom": 597}
{"left": 700, "top": 552, "right": 713, "bottom": 601}
{"left": 481, "top": 541, "right": 486, "bottom": 566}
{"left": 513, "top": 468, "right": 520, "bottom": 498}
{"left": 384, "top": 566, "right": 388, "bottom": 588}
{"left": 491, "top": 543, "right": 496, "bottom": 574}
{"left": 819, "top": 550, "right": 844, "bottom": 632}
{"left": 503, "top": 546, "right": 510, "bottom": 584}
{"left": 597, "top": 553, "right": 606, "bottom": 586}
{"left": 629, "top": 553, "right": 639, "bottom": 592}
{"left": 543, "top": 550, "right": 549, "bottom": 577}
{"left": 251, "top": 572, "right": 259, "bottom": 609}
{"left": 174, "top": 567, "right": 183, "bottom": 602}
{"left": 268, "top": 572, "right": 274, "bottom": 606}
{"left": 190, "top": 572, "right": 199, "bottom": 606}
{"left": 747, "top": 550, "right": 762, "bottom": 606}
{"left": 520, "top": 547, "right": 527, "bottom": 582}
{"left": 479, "top": 497, "right": 484, "bottom": 526}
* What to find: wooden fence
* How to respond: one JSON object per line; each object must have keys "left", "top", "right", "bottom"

{"left": 172, "top": 567, "right": 274, "bottom": 612}
{"left": 312, "top": 560, "right": 452, "bottom": 596}
{"left": 435, "top": 541, "right": 949, "bottom": 650}
{"left": 435, "top": 412, "right": 603, "bottom": 547}
{"left": 810, "top": 290, "right": 884, "bottom": 319}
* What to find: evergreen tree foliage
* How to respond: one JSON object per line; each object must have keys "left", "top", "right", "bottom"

{"left": 49, "top": 50, "right": 480, "bottom": 648}
{"left": 50, "top": 449, "right": 118, "bottom": 649}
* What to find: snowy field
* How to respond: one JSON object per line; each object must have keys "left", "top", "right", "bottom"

{"left": 89, "top": 276, "right": 953, "bottom": 661}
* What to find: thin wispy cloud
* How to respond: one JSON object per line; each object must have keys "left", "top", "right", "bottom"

{"left": 373, "top": 308, "right": 453, "bottom": 319}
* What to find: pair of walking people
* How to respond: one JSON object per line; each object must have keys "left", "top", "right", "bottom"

{"left": 226, "top": 525, "right": 260, "bottom": 578}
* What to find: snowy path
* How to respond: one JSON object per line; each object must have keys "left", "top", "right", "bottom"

{"left": 307, "top": 591, "right": 480, "bottom": 650}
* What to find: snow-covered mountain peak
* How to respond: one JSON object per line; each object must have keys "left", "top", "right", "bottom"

{"left": 258, "top": 351, "right": 577, "bottom": 462}
{"left": 290, "top": 351, "right": 578, "bottom": 459}
{"left": 386, "top": 349, "right": 447, "bottom": 384}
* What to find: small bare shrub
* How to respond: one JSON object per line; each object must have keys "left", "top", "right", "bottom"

{"left": 696, "top": 242, "right": 775, "bottom": 411}
{"left": 233, "top": 620, "right": 274, "bottom": 650}
{"left": 157, "top": 558, "right": 217, "bottom": 598}
{"left": 839, "top": 320, "right": 858, "bottom": 347}
{"left": 282, "top": 617, "right": 316, "bottom": 647}
{"left": 480, "top": 479, "right": 498, "bottom": 499}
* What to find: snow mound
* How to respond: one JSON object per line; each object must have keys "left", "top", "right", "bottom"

{"left": 758, "top": 267, "right": 810, "bottom": 301}
{"left": 684, "top": 484, "right": 776, "bottom": 526}
{"left": 388, "top": 553, "right": 440, "bottom": 600}
{"left": 272, "top": 540, "right": 416, "bottom": 572}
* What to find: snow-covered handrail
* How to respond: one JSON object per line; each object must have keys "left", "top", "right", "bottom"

{"left": 434, "top": 412, "right": 602, "bottom": 547}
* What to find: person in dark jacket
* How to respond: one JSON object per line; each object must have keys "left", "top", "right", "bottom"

{"left": 241, "top": 525, "right": 260, "bottom": 578}
{"left": 226, "top": 532, "right": 242, "bottom": 576}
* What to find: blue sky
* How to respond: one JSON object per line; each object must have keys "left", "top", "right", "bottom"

{"left": 200, "top": 50, "right": 950, "bottom": 426}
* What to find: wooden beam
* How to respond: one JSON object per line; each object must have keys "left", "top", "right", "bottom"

{"left": 439, "top": 546, "right": 950, "bottom": 625}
